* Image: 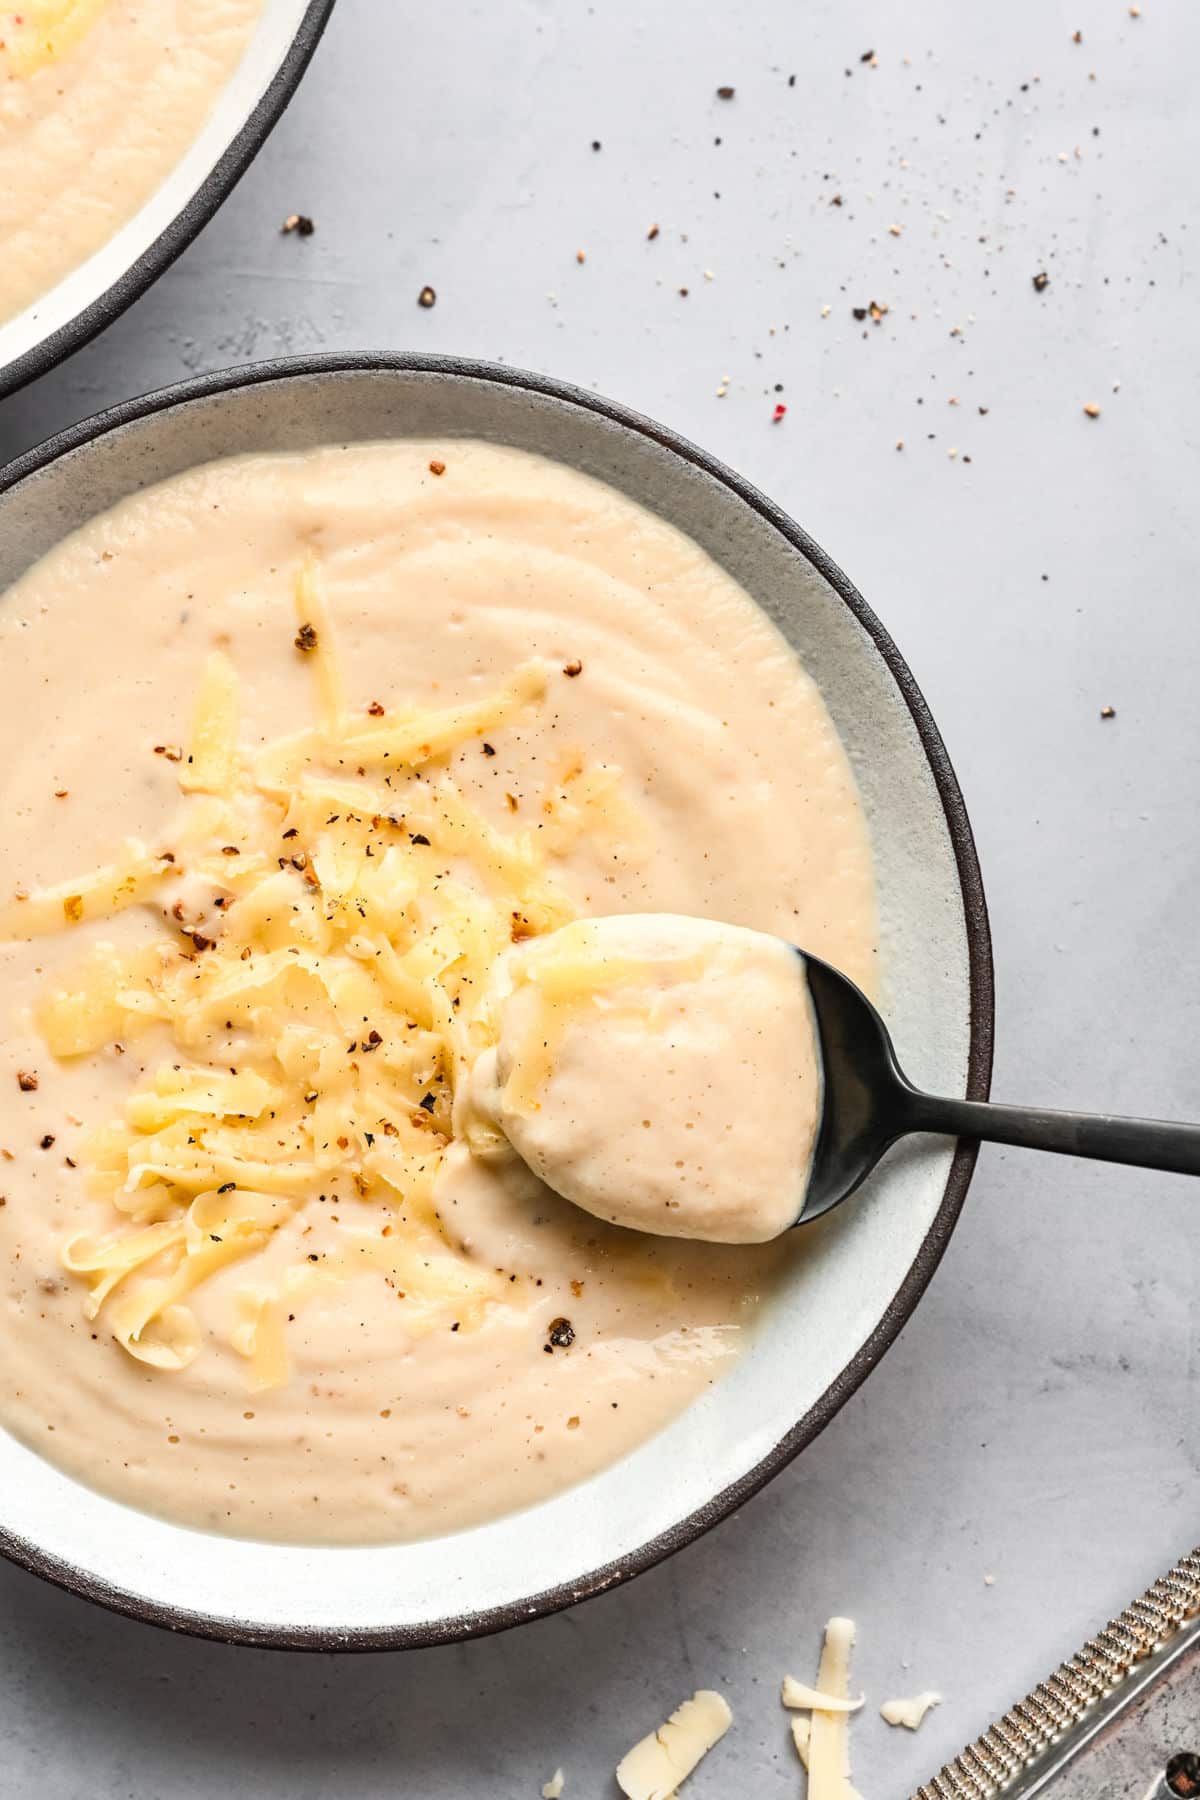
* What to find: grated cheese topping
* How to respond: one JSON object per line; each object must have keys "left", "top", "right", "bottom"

{"left": 491, "top": 919, "right": 663, "bottom": 1118}
{"left": 4, "top": 0, "right": 112, "bottom": 79}
{"left": 5, "top": 556, "right": 634, "bottom": 1386}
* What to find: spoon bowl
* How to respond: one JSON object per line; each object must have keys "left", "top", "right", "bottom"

{"left": 800, "top": 951, "right": 1200, "bottom": 1223}
{"left": 799, "top": 953, "right": 916, "bottom": 1222}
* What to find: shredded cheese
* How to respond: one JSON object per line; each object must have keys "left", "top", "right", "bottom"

{"left": 179, "top": 651, "right": 240, "bottom": 795}
{"left": 231, "top": 1288, "right": 291, "bottom": 1392}
{"left": 0, "top": 842, "right": 170, "bottom": 940}
{"left": 804, "top": 1618, "right": 863, "bottom": 1800}
{"left": 293, "top": 554, "right": 347, "bottom": 736}
{"left": 4, "top": 0, "right": 111, "bottom": 78}
{"left": 781, "top": 1678, "right": 864, "bottom": 1713}
{"left": 792, "top": 1713, "right": 812, "bottom": 1770}
{"left": 880, "top": 1692, "right": 941, "bottom": 1731}
{"left": 333, "top": 661, "right": 548, "bottom": 769}
{"left": 497, "top": 920, "right": 707, "bottom": 1117}
{"left": 12, "top": 556, "right": 638, "bottom": 1389}
{"left": 541, "top": 1772, "right": 565, "bottom": 1799}
{"left": 616, "top": 1690, "right": 732, "bottom": 1800}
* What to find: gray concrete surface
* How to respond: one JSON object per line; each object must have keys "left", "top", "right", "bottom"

{"left": 1, "top": 0, "right": 1198, "bottom": 1793}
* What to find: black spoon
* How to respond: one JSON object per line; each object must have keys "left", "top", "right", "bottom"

{"left": 800, "top": 952, "right": 1200, "bottom": 1224}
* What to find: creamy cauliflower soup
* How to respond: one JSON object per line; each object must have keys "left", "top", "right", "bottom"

{"left": 0, "top": 441, "right": 877, "bottom": 1544}
{"left": 0, "top": 0, "right": 264, "bottom": 325}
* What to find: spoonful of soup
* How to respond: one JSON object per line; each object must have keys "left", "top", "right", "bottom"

{"left": 467, "top": 915, "right": 1200, "bottom": 1243}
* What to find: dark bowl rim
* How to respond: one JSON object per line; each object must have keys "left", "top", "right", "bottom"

{"left": 0, "top": 0, "right": 337, "bottom": 403}
{"left": 0, "top": 351, "right": 995, "bottom": 1651}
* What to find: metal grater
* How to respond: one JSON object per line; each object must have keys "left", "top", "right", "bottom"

{"left": 911, "top": 1548, "right": 1200, "bottom": 1799}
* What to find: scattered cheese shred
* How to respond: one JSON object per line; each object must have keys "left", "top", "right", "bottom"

{"left": 334, "top": 661, "right": 548, "bottom": 770}
{"left": 15, "top": 555, "right": 639, "bottom": 1389}
{"left": 293, "top": 554, "right": 346, "bottom": 736}
{"left": 179, "top": 650, "right": 240, "bottom": 795}
{"left": 499, "top": 921, "right": 651, "bottom": 1116}
{"left": 0, "top": 842, "right": 169, "bottom": 940}
{"left": 36, "top": 941, "right": 169, "bottom": 1055}
{"left": 541, "top": 1772, "right": 565, "bottom": 1799}
{"left": 792, "top": 1713, "right": 812, "bottom": 1769}
{"left": 804, "top": 1619, "right": 863, "bottom": 1800}
{"left": 781, "top": 1678, "right": 865, "bottom": 1713}
{"left": 232, "top": 1288, "right": 291, "bottom": 1392}
{"left": 4, "top": 0, "right": 110, "bottom": 78}
{"left": 880, "top": 1692, "right": 942, "bottom": 1731}
{"left": 497, "top": 921, "right": 709, "bottom": 1117}
{"left": 616, "top": 1690, "right": 732, "bottom": 1800}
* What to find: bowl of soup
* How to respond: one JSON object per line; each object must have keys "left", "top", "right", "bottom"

{"left": 0, "top": 354, "right": 992, "bottom": 1645}
{"left": 0, "top": 0, "right": 335, "bottom": 397}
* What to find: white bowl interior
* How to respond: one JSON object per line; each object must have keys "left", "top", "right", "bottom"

{"left": 0, "top": 0, "right": 322, "bottom": 380}
{"left": 0, "top": 367, "right": 977, "bottom": 1641}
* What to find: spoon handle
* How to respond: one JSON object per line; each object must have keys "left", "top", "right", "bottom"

{"left": 905, "top": 1091, "right": 1200, "bottom": 1177}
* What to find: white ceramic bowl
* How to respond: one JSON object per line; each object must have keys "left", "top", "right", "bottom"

{"left": 0, "top": 1, "right": 335, "bottom": 399}
{"left": 0, "top": 356, "right": 993, "bottom": 1647}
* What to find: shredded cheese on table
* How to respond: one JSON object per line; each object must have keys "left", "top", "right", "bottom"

{"left": 6, "top": 556, "right": 636, "bottom": 1387}
{"left": 786, "top": 1618, "right": 864, "bottom": 1800}
{"left": 880, "top": 1692, "right": 941, "bottom": 1731}
{"left": 616, "top": 1690, "right": 733, "bottom": 1800}
{"left": 781, "top": 1678, "right": 864, "bottom": 1714}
